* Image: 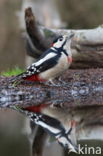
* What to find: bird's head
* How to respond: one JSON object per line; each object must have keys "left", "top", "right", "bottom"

{"left": 52, "top": 33, "right": 74, "bottom": 50}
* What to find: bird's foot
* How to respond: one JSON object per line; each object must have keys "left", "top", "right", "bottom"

{"left": 44, "top": 80, "right": 61, "bottom": 87}
{"left": 58, "top": 77, "right": 68, "bottom": 86}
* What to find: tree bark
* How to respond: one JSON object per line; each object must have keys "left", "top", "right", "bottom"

{"left": 25, "top": 7, "right": 103, "bottom": 69}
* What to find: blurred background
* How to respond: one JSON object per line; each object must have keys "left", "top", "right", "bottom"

{"left": 0, "top": 0, "right": 103, "bottom": 156}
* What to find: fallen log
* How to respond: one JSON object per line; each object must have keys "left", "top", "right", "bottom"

{"left": 0, "top": 69, "right": 103, "bottom": 108}
{"left": 25, "top": 7, "right": 103, "bottom": 69}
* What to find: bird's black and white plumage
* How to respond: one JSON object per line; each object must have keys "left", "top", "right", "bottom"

{"left": 11, "top": 34, "right": 74, "bottom": 82}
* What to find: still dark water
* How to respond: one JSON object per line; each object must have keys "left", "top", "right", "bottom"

{"left": 0, "top": 131, "right": 30, "bottom": 156}
{"left": 0, "top": 110, "right": 30, "bottom": 156}
{"left": 0, "top": 109, "right": 103, "bottom": 156}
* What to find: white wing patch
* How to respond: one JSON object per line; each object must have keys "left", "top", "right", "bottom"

{"left": 35, "top": 53, "right": 57, "bottom": 66}
{"left": 35, "top": 120, "right": 61, "bottom": 134}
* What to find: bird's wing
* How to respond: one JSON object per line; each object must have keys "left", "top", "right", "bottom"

{"left": 10, "top": 50, "right": 59, "bottom": 82}
{"left": 23, "top": 52, "right": 60, "bottom": 77}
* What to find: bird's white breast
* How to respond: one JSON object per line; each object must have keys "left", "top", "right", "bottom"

{"left": 39, "top": 52, "right": 70, "bottom": 80}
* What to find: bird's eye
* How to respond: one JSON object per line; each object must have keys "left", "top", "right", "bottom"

{"left": 59, "top": 38, "right": 63, "bottom": 41}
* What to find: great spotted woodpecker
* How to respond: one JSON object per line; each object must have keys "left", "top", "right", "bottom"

{"left": 11, "top": 34, "right": 74, "bottom": 83}
{"left": 11, "top": 106, "right": 78, "bottom": 153}
{"left": 10, "top": 33, "right": 77, "bottom": 153}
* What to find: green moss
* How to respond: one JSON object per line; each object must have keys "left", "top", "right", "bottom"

{"left": 1, "top": 67, "right": 24, "bottom": 77}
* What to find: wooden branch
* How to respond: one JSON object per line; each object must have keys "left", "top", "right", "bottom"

{"left": 0, "top": 69, "right": 103, "bottom": 109}
{"left": 25, "top": 7, "right": 51, "bottom": 52}
{"left": 25, "top": 7, "right": 103, "bottom": 68}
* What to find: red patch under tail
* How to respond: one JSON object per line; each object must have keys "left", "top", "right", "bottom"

{"left": 23, "top": 104, "right": 47, "bottom": 113}
{"left": 24, "top": 74, "right": 45, "bottom": 82}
